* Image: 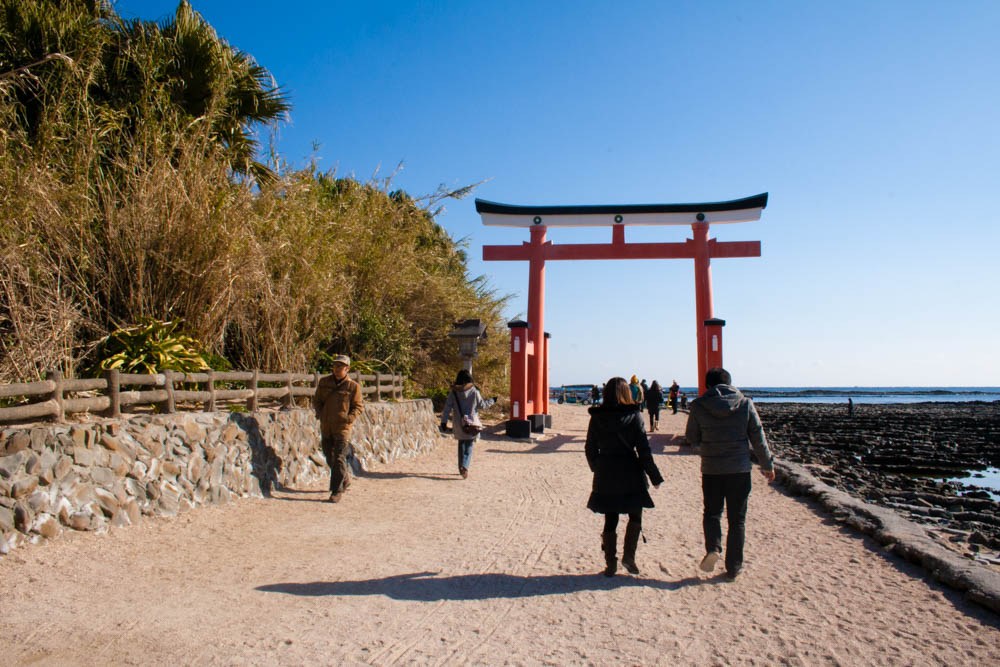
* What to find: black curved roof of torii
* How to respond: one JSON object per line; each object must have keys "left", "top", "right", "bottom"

{"left": 475, "top": 192, "right": 768, "bottom": 216}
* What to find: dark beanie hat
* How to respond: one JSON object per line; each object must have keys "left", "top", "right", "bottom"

{"left": 455, "top": 369, "right": 473, "bottom": 385}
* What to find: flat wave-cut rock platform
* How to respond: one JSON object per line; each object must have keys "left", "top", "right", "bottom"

{"left": 756, "top": 401, "right": 1000, "bottom": 564}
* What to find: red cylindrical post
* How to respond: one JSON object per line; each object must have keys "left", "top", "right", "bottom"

{"left": 527, "top": 225, "right": 547, "bottom": 422}
{"left": 692, "top": 222, "right": 714, "bottom": 395}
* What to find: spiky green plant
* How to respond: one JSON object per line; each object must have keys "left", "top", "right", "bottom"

{"left": 95, "top": 319, "right": 209, "bottom": 374}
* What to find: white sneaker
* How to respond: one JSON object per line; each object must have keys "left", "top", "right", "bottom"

{"left": 699, "top": 551, "right": 720, "bottom": 572}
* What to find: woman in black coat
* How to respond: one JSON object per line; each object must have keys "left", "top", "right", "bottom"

{"left": 585, "top": 376, "right": 663, "bottom": 577}
{"left": 646, "top": 380, "right": 664, "bottom": 432}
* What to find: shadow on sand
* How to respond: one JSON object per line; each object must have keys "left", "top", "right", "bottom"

{"left": 356, "top": 470, "right": 458, "bottom": 482}
{"left": 483, "top": 433, "right": 582, "bottom": 455}
{"left": 256, "top": 570, "right": 727, "bottom": 602}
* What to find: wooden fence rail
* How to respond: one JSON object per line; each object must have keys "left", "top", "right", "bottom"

{"left": 0, "top": 369, "right": 405, "bottom": 424}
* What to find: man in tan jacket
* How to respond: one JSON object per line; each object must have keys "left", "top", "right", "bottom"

{"left": 312, "top": 355, "right": 364, "bottom": 502}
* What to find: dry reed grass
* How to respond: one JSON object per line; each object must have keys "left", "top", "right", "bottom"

{"left": 0, "top": 0, "right": 510, "bottom": 397}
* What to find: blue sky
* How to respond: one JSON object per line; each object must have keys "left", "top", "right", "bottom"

{"left": 113, "top": 1, "right": 1000, "bottom": 388}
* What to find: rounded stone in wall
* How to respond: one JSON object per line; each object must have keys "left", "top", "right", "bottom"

{"left": 67, "top": 509, "right": 97, "bottom": 531}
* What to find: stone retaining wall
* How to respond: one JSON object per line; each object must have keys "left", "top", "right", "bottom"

{"left": 0, "top": 399, "right": 439, "bottom": 554}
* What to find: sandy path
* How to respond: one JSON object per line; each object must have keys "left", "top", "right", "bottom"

{"left": 1, "top": 403, "right": 998, "bottom": 666}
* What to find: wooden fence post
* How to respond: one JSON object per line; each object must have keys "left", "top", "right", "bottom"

{"left": 162, "top": 371, "right": 176, "bottom": 413}
{"left": 207, "top": 369, "right": 217, "bottom": 412}
{"left": 374, "top": 373, "right": 382, "bottom": 402}
{"left": 46, "top": 369, "right": 64, "bottom": 422}
{"left": 104, "top": 368, "right": 121, "bottom": 418}
{"left": 282, "top": 371, "right": 293, "bottom": 409}
{"left": 247, "top": 369, "right": 259, "bottom": 412}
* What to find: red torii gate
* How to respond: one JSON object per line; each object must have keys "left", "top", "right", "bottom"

{"left": 477, "top": 193, "right": 767, "bottom": 437}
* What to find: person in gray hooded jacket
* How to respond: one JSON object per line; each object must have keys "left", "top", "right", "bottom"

{"left": 440, "top": 369, "right": 495, "bottom": 479}
{"left": 685, "top": 367, "right": 776, "bottom": 579}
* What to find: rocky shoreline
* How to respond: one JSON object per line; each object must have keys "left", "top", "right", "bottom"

{"left": 755, "top": 401, "right": 1000, "bottom": 567}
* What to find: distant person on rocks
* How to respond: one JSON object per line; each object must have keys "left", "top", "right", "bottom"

{"left": 646, "top": 380, "right": 663, "bottom": 432}
{"left": 585, "top": 376, "right": 663, "bottom": 577}
{"left": 440, "top": 369, "right": 495, "bottom": 479}
{"left": 669, "top": 380, "right": 680, "bottom": 414}
{"left": 313, "top": 354, "right": 364, "bottom": 503}
{"left": 680, "top": 392, "right": 688, "bottom": 411}
{"left": 848, "top": 397, "right": 854, "bottom": 417}
{"left": 629, "top": 375, "right": 644, "bottom": 408}
{"left": 684, "top": 367, "right": 775, "bottom": 580}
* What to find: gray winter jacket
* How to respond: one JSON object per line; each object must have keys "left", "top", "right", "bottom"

{"left": 441, "top": 383, "right": 495, "bottom": 440}
{"left": 685, "top": 384, "right": 775, "bottom": 475}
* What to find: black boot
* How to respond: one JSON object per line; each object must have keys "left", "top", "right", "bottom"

{"left": 622, "top": 522, "right": 642, "bottom": 575}
{"left": 601, "top": 530, "right": 617, "bottom": 577}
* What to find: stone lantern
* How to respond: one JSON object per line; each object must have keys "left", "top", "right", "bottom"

{"left": 449, "top": 319, "right": 487, "bottom": 372}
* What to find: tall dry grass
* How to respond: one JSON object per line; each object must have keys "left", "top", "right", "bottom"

{"left": 0, "top": 124, "right": 510, "bottom": 393}
{"left": 0, "top": 0, "right": 510, "bottom": 396}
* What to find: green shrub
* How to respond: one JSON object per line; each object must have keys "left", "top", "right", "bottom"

{"left": 94, "top": 319, "right": 209, "bottom": 375}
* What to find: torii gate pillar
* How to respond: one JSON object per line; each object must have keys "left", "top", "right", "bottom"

{"left": 693, "top": 222, "right": 714, "bottom": 392}
{"left": 527, "top": 226, "right": 548, "bottom": 425}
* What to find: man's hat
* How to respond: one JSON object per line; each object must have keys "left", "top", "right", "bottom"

{"left": 331, "top": 354, "right": 351, "bottom": 366}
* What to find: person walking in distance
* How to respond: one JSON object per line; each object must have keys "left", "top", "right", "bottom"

{"left": 312, "top": 355, "right": 364, "bottom": 503}
{"left": 645, "top": 380, "right": 663, "bottom": 432}
{"left": 668, "top": 380, "right": 680, "bottom": 415}
{"left": 440, "top": 369, "right": 495, "bottom": 479}
{"left": 586, "top": 377, "right": 663, "bottom": 577}
{"left": 685, "top": 367, "right": 775, "bottom": 579}
{"left": 629, "top": 375, "right": 644, "bottom": 408}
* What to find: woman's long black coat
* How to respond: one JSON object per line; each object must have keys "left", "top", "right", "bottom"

{"left": 585, "top": 404, "right": 664, "bottom": 514}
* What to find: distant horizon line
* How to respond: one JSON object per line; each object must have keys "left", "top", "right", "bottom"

{"left": 549, "top": 384, "right": 1000, "bottom": 392}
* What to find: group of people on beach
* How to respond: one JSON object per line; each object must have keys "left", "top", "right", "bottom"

{"left": 621, "top": 376, "right": 686, "bottom": 432}
{"left": 313, "top": 356, "right": 776, "bottom": 580}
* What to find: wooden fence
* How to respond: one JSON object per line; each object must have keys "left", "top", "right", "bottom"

{"left": 0, "top": 369, "right": 405, "bottom": 424}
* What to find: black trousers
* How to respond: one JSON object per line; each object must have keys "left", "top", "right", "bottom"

{"left": 321, "top": 434, "right": 351, "bottom": 493}
{"left": 702, "top": 472, "right": 752, "bottom": 573}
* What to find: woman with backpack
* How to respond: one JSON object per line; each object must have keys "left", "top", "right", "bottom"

{"left": 440, "top": 369, "right": 494, "bottom": 479}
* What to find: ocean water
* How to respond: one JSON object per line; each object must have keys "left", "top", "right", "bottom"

{"left": 552, "top": 386, "right": 1000, "bottom": 404}
{"left": 946, "top": 468, "right": 1000, "bottom": 501}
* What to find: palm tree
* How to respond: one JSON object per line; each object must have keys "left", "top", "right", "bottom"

{"left": 104, "top": 0, "right": 290, "bottom": 183}
{"left": 0, "top": 0, "right": 289, "bottom": 183}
